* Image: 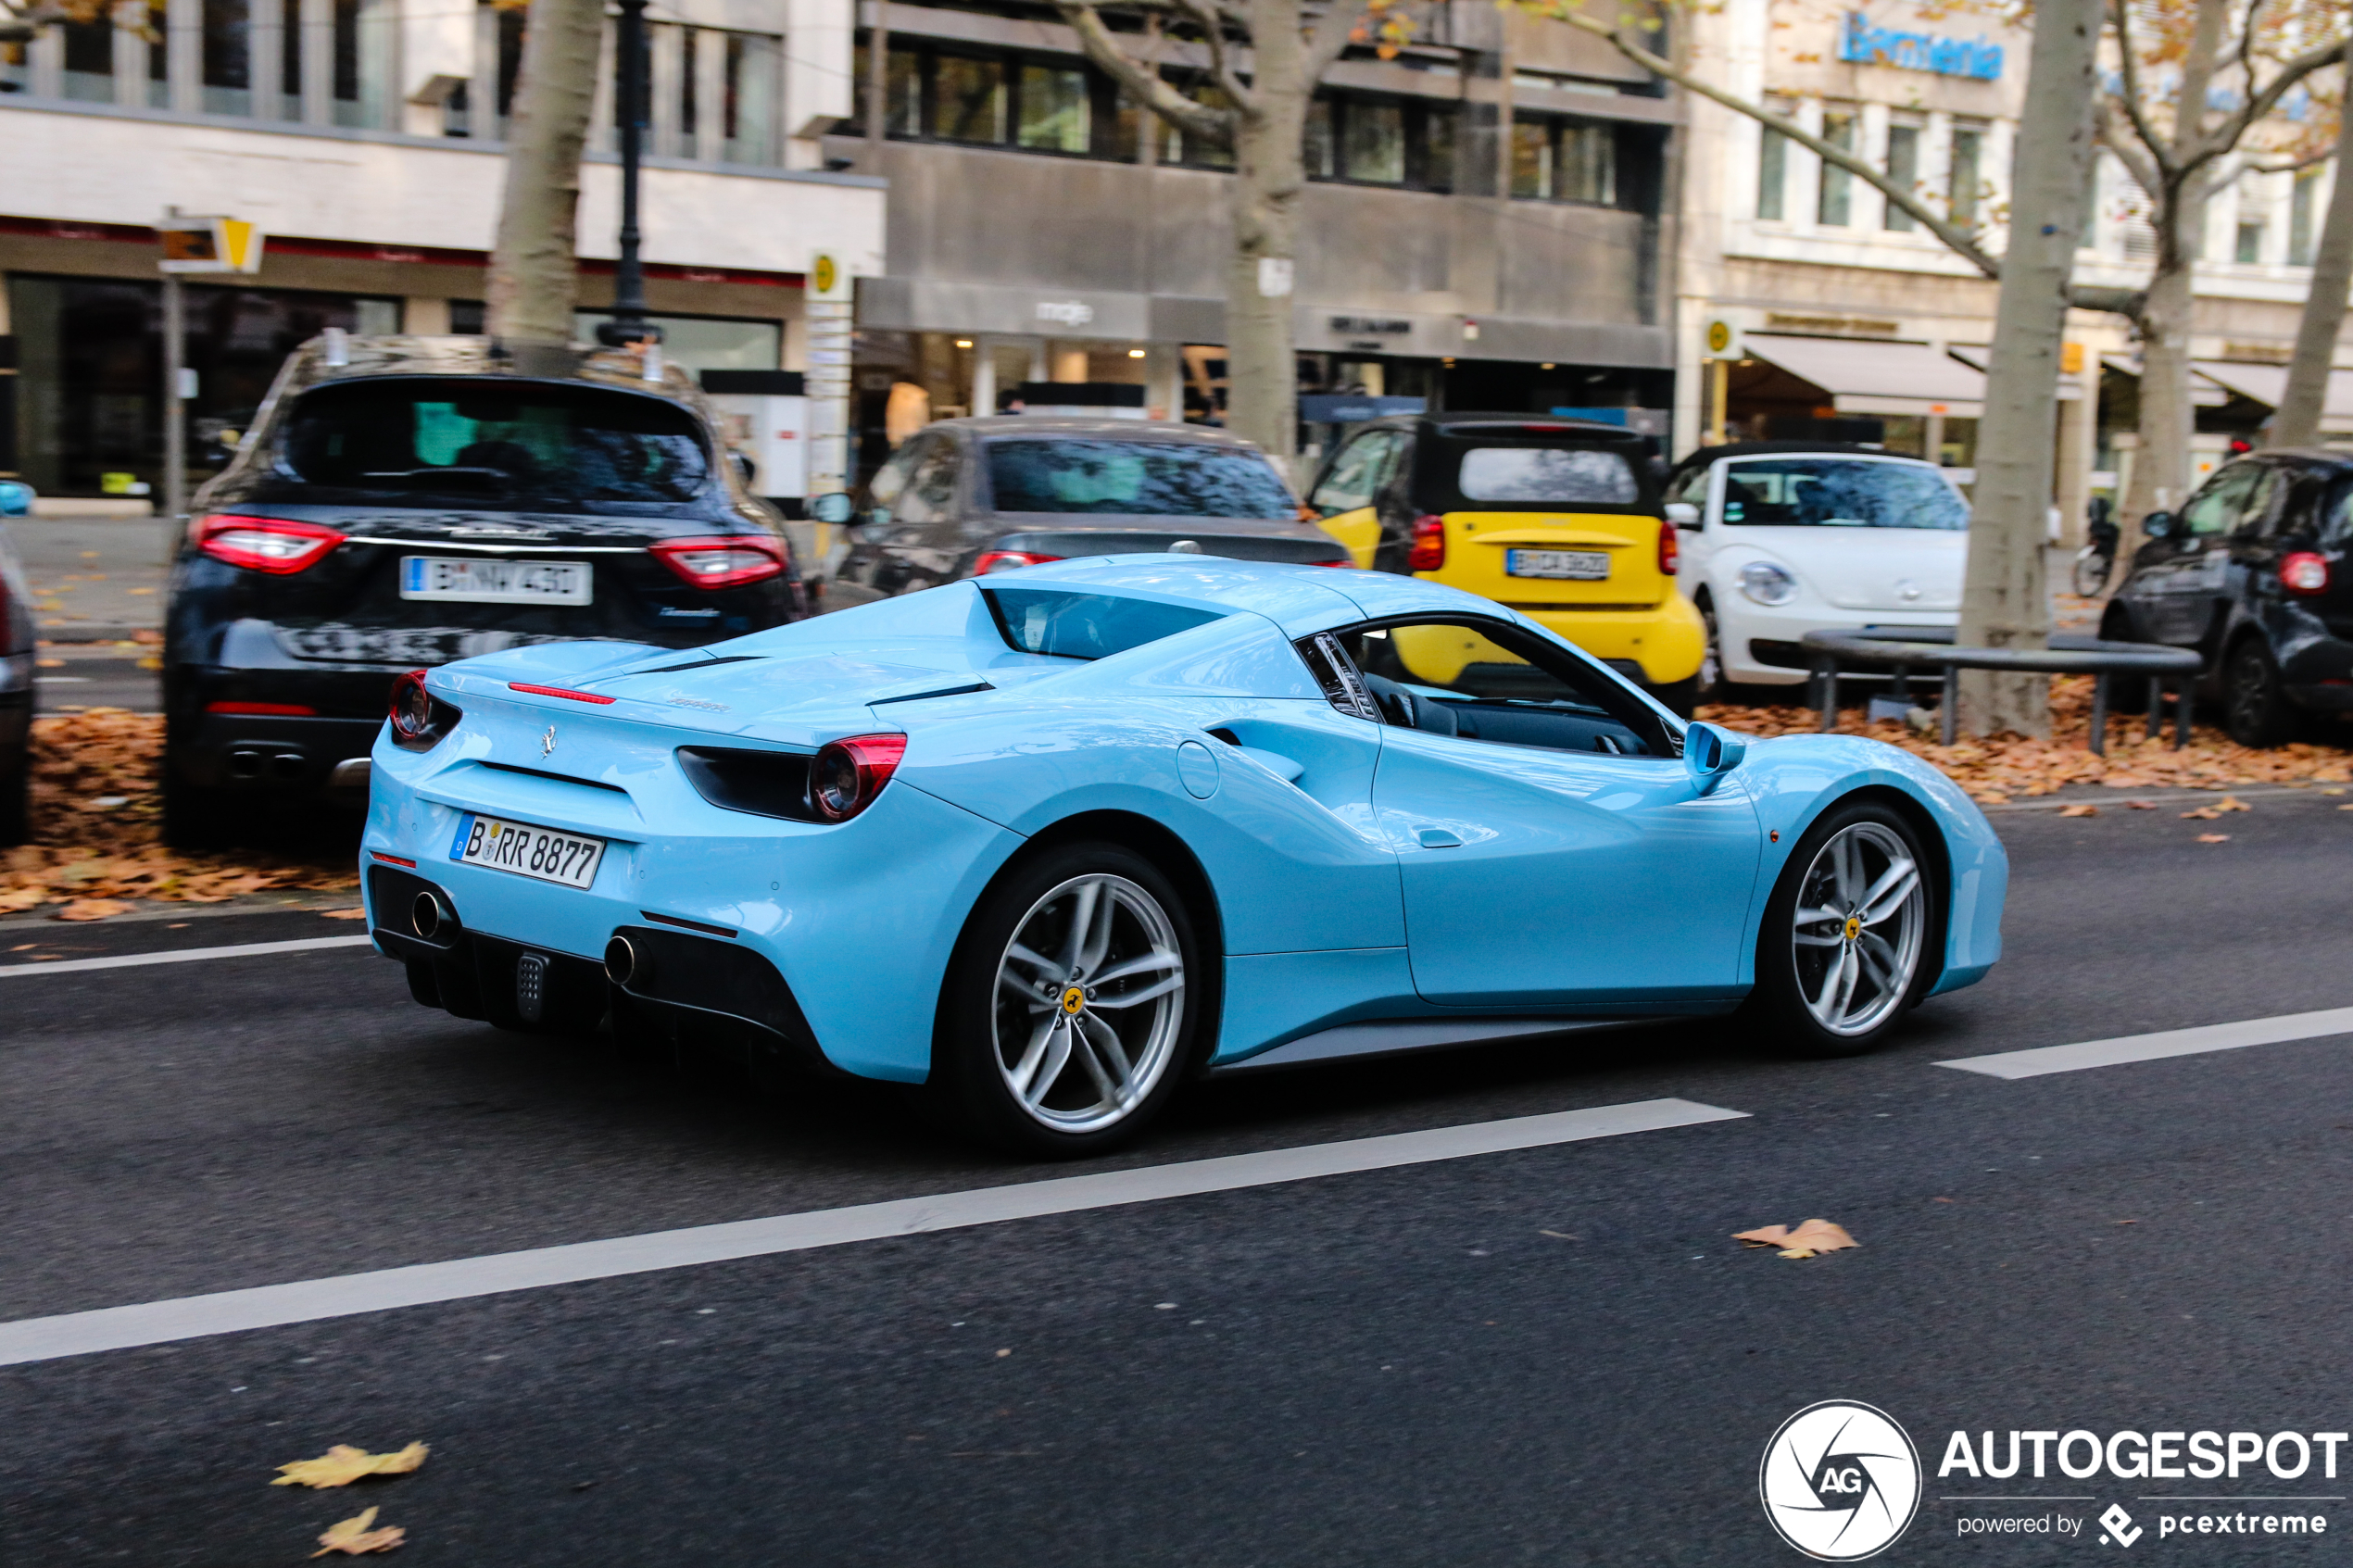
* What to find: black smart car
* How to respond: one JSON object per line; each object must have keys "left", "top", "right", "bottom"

{"left": 0, "top": 481, "right": 34, "bottom": 845}
{"left": 2103, "top": 448, "right": 2353, "bottom": 746}
{"left": 824, "top": 417, "right": 1350, "bottom": 604}
{"left": 164, "top": 335, "right": 806, "bottom": 845}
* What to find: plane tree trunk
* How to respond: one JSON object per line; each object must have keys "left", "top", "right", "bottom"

{"left": 485, "top": 0, "right": 605, "bottom": 345}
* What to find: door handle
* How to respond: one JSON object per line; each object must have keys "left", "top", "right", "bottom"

{"left": 1416, "top": 827, "right": 1463, "bottom": 848}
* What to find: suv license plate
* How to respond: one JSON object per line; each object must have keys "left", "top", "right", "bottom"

{"left": 401, "top": 557, "right": 592, "bottom": 605}
{"left": 1505, "top": 548, "right": 1611, "bottom": 581}
{"left": 450, "top": 813, "right": 607, "bottom": 890}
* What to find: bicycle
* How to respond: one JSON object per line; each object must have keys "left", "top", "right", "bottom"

{"left": 2071, "top": 497, "right": 2121, "bottom": 597}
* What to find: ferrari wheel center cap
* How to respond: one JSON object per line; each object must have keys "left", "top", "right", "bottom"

{"left": 1843, "top": 914, "right": 1863, "bottom": 943}
{"left": 1061, "top": 985, "right": 1087, "bottom": 1015}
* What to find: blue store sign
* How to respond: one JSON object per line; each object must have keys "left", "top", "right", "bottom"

{"left": 1838, "top": 12, "right": 2004, "bottom": 80}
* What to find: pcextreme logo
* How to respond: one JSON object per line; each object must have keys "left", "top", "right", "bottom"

{"left": 1761, "top": 1400, "right": 1924, "bottom": 1561}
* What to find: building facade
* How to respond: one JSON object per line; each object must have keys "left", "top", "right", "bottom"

{"left": 0, "top": 0, "right": 884, "bottom": 508}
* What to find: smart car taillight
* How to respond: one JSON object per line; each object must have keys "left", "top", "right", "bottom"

{"left": 193, "top": 513, "right": 346, "bottom": 574}
{"left": 973, "top": 550, "right": 1065, "bottom": 575}
{"left": 1657, "top": 519, "right": 1680, "bottom": 576}
{"left": 2282, "top": 551, "right": 2332, "bottom": 596}
{"left": 809, "top": 733, "right": 908, "bottom": 822}
{"left": 648, "top": 534, "right": 789, "bottom": 590}
{"left": 1407, "top": 515, "right": 1446, "bottom": 571}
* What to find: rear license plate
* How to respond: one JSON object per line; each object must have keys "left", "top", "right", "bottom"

{"left": 1505, "top": 548, "right": 1611, "bottom": 581}
{"left": 401, "top": 557, "right": 592, "bottom": 605}
{"left": 450, "top": 813, "right": 607, "bottom": 890}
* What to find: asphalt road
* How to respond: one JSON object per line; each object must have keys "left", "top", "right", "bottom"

{"left": 5, "top": 793, "right": 2353, "bottom": 1564}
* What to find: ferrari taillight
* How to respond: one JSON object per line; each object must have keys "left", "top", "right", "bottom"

{"left": 193, "top": 513, "right": 346, "bottom": 574}
{"left": 2281, "top": 551, "right": 2332, "bottom": 596}
{"left": 388, "top": 669, "right": 461, "bottom": 750}
{"left": 1407, "top": 515, "right": 1446, "bottom": 572}
{"left": 648, "top": 534, "right": 789, "bottom": 590}
{"left": 810, "top": 733, "right": 908, "bottom": 822}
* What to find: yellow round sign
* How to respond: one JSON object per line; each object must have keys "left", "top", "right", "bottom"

{"left": 1706, "top": 320, "right": 1733, "bottom": 355}
{"left": 812, "top": 253, "right": 839, "bottom": 295}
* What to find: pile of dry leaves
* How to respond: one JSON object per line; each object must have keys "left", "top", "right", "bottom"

{"left": 1703, "top": 676, "right": 2353, "bottom": 804}
{"left": 1, "top": 709, "right": 357, "bottom": 920}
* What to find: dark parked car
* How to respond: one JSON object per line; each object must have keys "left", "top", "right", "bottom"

{"left": 2104, "top": 448, "right": 2353, "bottom": 746}
{"left": 0, "top": 480, "right": 33, "bottom": 845}
{"left": 164, "top": 334, "right": 806, "bottom": 845}
{"left": 824, "top": 417, "right": 1351, "bottom": 602}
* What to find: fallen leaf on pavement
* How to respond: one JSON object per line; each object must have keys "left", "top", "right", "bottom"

{"left": 2196, "top": 834, "right": 2231, "bottom": 843}
{"left": 2215, "top": 797, "right": 2252, "bottom": 812}
{"left": 1734, "top": 1219, "right": 1858, "bottom": 1259}
{"left": 54, "top": 898, "right": 132, "bottom": 922}
{"left": 2181, "top": 807, "right": 2221, "bottom": 820}
{"left": 320, "top": 908, "right": 367, "bottom": 920}
{"left": 2127, "top": 799, "right": 2158, "bottom": 809}
{"left": 2058, "top": 804, "right": 2098, "bottom": 818}
{"left": 2114, "top": 1219, "right": 2138, "bottom": 1225}
{"left": 311, "top": 1506, "right": 405, "bottom": 1557}
{"left": 273, "top": 1443, "right": 429, "bottom": 1488}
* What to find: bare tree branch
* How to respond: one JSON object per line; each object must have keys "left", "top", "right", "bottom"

{"left": 1304, "top": 1, "right": 1368, "bottom": 84}
{"left": 2185, "top": 31, "right": 2349, "bottom": 170}
{"left": 2108, "top": 0, "right": 2180, "bottom": 177}
{"left": 2095, "top": 99, "right": 2168, "bottom": 203}
{"left": 1171, "top": 0, "right": 1255, "bottom": 111}
{"left": 1055, "top": 0, "right": 1236, "bottom": 144}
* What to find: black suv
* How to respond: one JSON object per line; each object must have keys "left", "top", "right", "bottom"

{"left": 2104, "top": 448, "right": 2353, "bottom": 746}
{"left": 165, "top": 335, "right": 806, "bottom": 844}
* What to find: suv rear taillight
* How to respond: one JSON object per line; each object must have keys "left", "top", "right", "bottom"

{"left": 1658, "top": 519, "right": 1680, "bottom": 576}
{"left": 809, "top": 733, "right": 908, "bottom": 822}
{"left": 2282, "top": 551, "right": 2332, "bottom": 596}
{"left": 193, "top": 514, "right": 346, "bottom": 574}
{"left": 648, "top": 534, "right": 789, "bottom": 590}
{"left": 973, "top": 550, "right": 1065, "bottom": 575}
{"left": 1407, "top": 515, "right": 1446, "bottom": 572}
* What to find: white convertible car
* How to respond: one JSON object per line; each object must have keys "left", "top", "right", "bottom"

{"left": 1664, "top": 443, "right": 1969, "bottom": 694}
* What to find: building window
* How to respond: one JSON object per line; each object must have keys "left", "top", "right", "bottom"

{"left": 859, "top": 38, "right": 1138, "bottom": 164}
{"left": 1513, "top": 116, "right": 1616, "bottom": 205}
{"left": 1017, "top": 62, "right": 1089, "bottom": 153}
{"left": 2291, "top": 169, "right": 2321, "bottom": 265}
{"left": 1162, "top": 79, "right": 1235, "bottom": 168}
{"left": 2235, "top": 220, "right": 2265, "bottom": 264}
{"left": 1884, "top": 119, "right": 1920, "bottom": 231}
{"left": 723, "top": 34, "right": 781, "bottom": 164}
{"left": 1342, "top": 97, "right": 1405, "bottom": 182}
{"left": 61, "top": 11, "right": 112, "bottom": 103}
{"left": 1305, "top": 97, "right": 1334, "bottom": 177}
{"left": 1308, "top": 95, "right": 1454, "bottom": 191}
{"left": 204, "top": 0, "right": 252, "bottom": 118}
{"left": 933, "top": 54, "right": 1006, "bottom": 144}
{"left": 1758, "top": 98, "right": 1791, "bottom": 220}
{"left": 1818, "top": 105, "right": 1855, "bottom": 226}
{"left": 1948, "top": 120, "right": 1986, "bottom": 232}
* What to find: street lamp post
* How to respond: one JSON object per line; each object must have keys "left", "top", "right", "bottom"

{"left": 596, "top": 0, "right": 661, "bottom": 351}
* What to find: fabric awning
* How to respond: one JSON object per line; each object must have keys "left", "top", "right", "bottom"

{"left": 1742, "top": 333, "right": 1986, "bottom": 418}
{"left": 2190, "top": 360, "right": 2353, "bottom": 433}
{"left": 2102, "top": 354, "right": 2232, "bottom": 408}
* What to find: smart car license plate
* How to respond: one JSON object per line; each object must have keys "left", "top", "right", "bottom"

{"left": 400, "top": 557, "right": 592, "bottom": 605}
{"left": 449, "top": 813, "right": 606, "bottom": 889}
{"left": 1505, "top": 548, "right": 1611, "bottom": 581}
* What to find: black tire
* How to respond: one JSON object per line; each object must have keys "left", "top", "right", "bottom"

{"left": 2070, "top": 550, "right": 2113, "bottom": 598}
{"left": 932, "top": 841, "right": 1203, "bottom": 1157}
{"left": 1696, "top": 593, "right": 1729, "bottom": 702}
{"left": 1743, "top": 798, "right": 1941, "bottom": 1060}
{"left": 0, "top": 751, "right": 27, "bottom": 848}
{"left": 2223, "top": 637, "right": 2298, "bottom": 748}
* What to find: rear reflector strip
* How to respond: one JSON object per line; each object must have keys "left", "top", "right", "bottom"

{"left": 370, "top": 852, "right": 417, "bottom": 868}
{"left": 641, "top": 910, "right": 737, "bottom": 938}
{"left": 509, "top": 684, "right": 618, "bottom": 705}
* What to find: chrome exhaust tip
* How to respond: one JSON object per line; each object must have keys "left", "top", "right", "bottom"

{"left": 604, "top": 934, "right": 643, "bottom": 987}
{"left": 411, "top": 891, "right": 449, "bottom": 941}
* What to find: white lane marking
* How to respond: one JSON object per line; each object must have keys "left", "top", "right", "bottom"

{"left": 0, "top": 1098, "right": 1745, "bottom": 1366}
{"left": 1936, "top": 1006, "right": 2353, "bottom": 1080}
{"left": 0, "top": 935, "right": 374, "bottom": 979}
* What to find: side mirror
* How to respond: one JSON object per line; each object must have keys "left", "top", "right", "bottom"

{"left": 0, "top": 481, "right": 31, "bottom": 518}
{"left": 1664, "top": 501, "right": 1701, "bottom": 529}
{"left": 810, "top": 492, "right": 855, "bottom": 525}
{"left": 1684, "top": 721, "right": 1747, "bottom": 795}
{"left": 2141, "top": 510, "right": 2176, "bottom": 541}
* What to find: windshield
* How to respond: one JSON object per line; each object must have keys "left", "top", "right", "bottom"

{"left": 986, "top": 439, "right": 1298, "bottom": 519}
{"left": 1456, "top": 445, "right": 1640, "bottom": 505}
{"left": 278, "top": 379, "right": 711, "bottom": 508}
{"left": 1720, "top": 458, "right": 1968, "bottom": 530}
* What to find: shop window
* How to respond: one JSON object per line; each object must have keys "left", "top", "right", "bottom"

{"left": 935, "top": 54, "right": 1007, "bottom": 144}
{"left": 204, "top": 0, "right": 251, "bottom": 117}
{"left": 1948, "top": 120, "right": 1986, "bottom": 233}
{"left": 573, "top": 312, "right": 782, "bottom": 374}
{"left": 1817, "top": 106, "right": 1855, "bottom": 227}
{"left": 1884, "top": 119, "right": 1920, "bottom": 231}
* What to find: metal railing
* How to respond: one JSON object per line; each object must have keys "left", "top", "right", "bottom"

{"left": 1797, "top": 628, "right": 2205, "bottom": 753}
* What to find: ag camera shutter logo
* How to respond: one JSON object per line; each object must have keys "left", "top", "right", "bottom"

{"left": 1760, "top": 1400, "right": 1922, "bottom": 1560}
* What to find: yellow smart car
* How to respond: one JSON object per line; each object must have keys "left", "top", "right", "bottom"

{"left": 1304, "top": 414, "right": 1705, "bottom": 715}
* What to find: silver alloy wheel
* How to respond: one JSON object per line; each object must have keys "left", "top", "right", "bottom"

{"left": 1791, "top": 822, "right": 1925, "bottom": 1037}
{"left": 991, "top": 873, "right": 1186, "bottom": 1134}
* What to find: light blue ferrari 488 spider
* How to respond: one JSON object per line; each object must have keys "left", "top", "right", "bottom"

{"left": 362, "top": 556, "right": 2005, "bottom": 1153}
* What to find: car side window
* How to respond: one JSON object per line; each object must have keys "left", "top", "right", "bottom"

{"left": 1663, "top": 462, "right": 1710, "bottom": 509}
{"left": 898, "top": 439, "right": 963, "bottom": 525}
{"left": 1315, "top": 618, "right": 1674, "bottom": 758}
{"left": 2179, "top": 464, "right": 2260, "bottom": 537}
{"left": 2226, "top": 469, "right": 2287, "bottom": 540}
{"left": 867, "top": 438, "right": 926, "bottom": 509}
{"left": 1310, "top": 431, "right": 1396, "bottom": 516}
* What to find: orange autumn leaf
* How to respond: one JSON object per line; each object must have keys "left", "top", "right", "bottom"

{"left": 1735, "top": 1218, "right": 1859, "bottom": 1259}
{"left": 273, "top": 1442, "right": 429, "bottom": 1488}
{"left": 54, "top": 897, "right": 132, "bottom": 922}
{"left": 2181, "top": 807, "right": 2221, "bottom": 820}
{"left": 312, "top": 1506, "right": 406, "bottom": 1557}
{"left": 2196, "top": 833, "right": 2231, "bottom": 843}
{"left": 2058, "top": 804, "right": 2097, "bottom": 818}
